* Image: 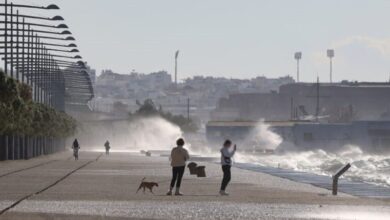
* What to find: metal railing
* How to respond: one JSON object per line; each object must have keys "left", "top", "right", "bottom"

{"left": 332, "top": 163, "right": 351, "bottom": 195}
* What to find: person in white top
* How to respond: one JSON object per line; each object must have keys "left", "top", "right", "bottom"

{"left": 220, "top": 139, "right": 236, "bottom": 196}
{"left": 167, "top": 138, "right": 190, "bottom": 196}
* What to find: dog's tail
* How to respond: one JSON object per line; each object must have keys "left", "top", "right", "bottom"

{"left": 141, "top": 177, "right": 146, "bottom": 182}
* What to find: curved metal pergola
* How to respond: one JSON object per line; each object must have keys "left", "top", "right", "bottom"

{"left": 0, "top": 1, "right": 94, "bottom": 111}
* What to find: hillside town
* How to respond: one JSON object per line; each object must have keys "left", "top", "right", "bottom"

{"left": 88, "top": 69, "right": 295, "bottom": 123}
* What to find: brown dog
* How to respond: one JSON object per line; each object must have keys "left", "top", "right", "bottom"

{"left": 136, "top": 177, "right": 159, "bottom": 194}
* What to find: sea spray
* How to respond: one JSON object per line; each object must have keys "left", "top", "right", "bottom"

{"left": 76, "top": 116, "right": 182, "bottom": 152}
{"left": 125, "top": 117, "right": 182, "bottom": 151}
{"left": 78, "top": 118, "right": 390, "bottom": 187}
{"left": 234, "top": 121, "right": 390, "bottom": 187}
{"left": 243, "top": 120, "right": 283, "bottom": 151}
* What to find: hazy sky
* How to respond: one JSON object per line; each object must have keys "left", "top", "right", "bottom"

{"left": 8, "top": 0, "right": 390, "bottom": 82}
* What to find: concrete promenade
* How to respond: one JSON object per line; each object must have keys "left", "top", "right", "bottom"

{"left": 0, "top": 151, "right": 389, "bottom": 219}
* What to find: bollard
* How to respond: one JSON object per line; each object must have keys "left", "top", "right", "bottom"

{"left": 196, "top": 166, "right": 206, "bottom": 177}
{"left": 332, "top": 163, "right": 351, "bottom": 196}
{"left": 145, "top": 151, "right": 152, "bottom": 157}
{"left": 187, "top": 162, "right": 198, "bottom": 175}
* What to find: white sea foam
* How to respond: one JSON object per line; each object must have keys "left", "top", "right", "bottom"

{"left": 234, "top": 122, "right": 390, "bottom": 187}
{"left": 81, "top": 118, "right": 390, "bottom": 187}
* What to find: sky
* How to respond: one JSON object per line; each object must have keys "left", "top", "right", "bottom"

{"left": 6, "top": 0, "right": 390, "bottom": 82}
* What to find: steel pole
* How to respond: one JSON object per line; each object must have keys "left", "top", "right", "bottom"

{"left": 175, "top": 56, "right": 178, "bottom": 86}
{"left": 44, "top": 47, "right": 49, "bottom": 105}
{"left": 4, "top": 0, "right": 8, "bottom": 74}
{"left": 22, "top": 18, "right": 25, "bottom": 83}
{"left": 297, "top": 59, "right": 300, "bottom": 83}
{"left": 34, "top": 33, "right": 38, "bottom": 102}
{"left": 27, "top": 25, "right": 31, "bottom": 86}
{"left": 40, "top": 40, "right": 44, "bottom": 103}
{"left": 10, "top": 2, "right": 13, "bottom": 78}
{"left": 16, "top": 10, "right": 19, "bottom": 81}
{"left": 330, "top": 58, "right": 333, "bottom": 83}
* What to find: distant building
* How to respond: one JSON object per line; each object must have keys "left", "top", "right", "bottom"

{"left": 206, "top": 120, "right": 390, "bottom": 153}
{"left": 92, "top": 70, "right": 294, "bottom": 123}
{"left": 212, "top": 82, "right": 390, "bottom": 121}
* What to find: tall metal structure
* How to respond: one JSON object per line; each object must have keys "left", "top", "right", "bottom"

{"left": 0, "top": 1, "right": 94, "bottom": 111}
{"left": 294, "top": 52, "right": 302, "bottom": 83}
{"left": 175, "top": 50, "right": 179, "bottom": 86}
{"left": 327, "top": 49, "right": 334, "bottom": 83}
{"left": 315, "top": 76, "right": 320, "bottom": 122}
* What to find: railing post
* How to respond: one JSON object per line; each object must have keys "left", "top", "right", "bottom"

{"left": 0, "top": 135, "right": 4, "bottom": 161}
{"left": 5, "top": 135, "right": 9, "bottom": 160}
{"left": 11, "top": 134, "right": 14, "bottom": 160}
{"left": 332, "top": 163, "right": 351, "bottom": 196}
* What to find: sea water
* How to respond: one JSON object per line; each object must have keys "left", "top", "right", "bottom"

{"left": 232, "top": 121, "right": 390, "bottom": 187}
{"left": 84, "top": 117, "right": 390, "bottom": 188}
{"left": 235, "top": 145, "right": 390, "bottom": 187}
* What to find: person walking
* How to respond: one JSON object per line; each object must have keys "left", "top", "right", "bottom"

{"left": 104, "top": 140, "right": 111, "bottom": 155}
{"left": 167, "top": 138, "right": 190, "bottom": 196}
{"left": 220, "top": 140, "right": 236, "bottom": 196}
{"left": 72, "top": 139, "right": 80, "bottom": 160}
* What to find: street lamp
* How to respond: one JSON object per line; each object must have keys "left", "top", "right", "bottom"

{"left": 294, "top": 52, "right": 302, "bottom": 83}
{"left": 327, "top": 49, "right": 334, "bottom": 83}
{"left": 0, "top": 2, "right": 60, "bottom": 10}
{"left": 0, "top": 13, "right": 65, "bottom": 21}
{"left": 175, "top": 50, "right": 179, "bottom": 86}
{"left": 0, "top": 0, "right": 60, "bottom": 74}
{"left": 0, "top": 1, "right": 96, "bottom": 159}
{"left": 1, "top": 17, "right": 78, "bottom": 105}
{"left": 1, "top": 27, "right": 80, "bottom": 105}
{"left": 0, "top": 1, "right": 64, "bottom": 73}
{"left": 1, "top": 1, "right": 93, "bottom": 111}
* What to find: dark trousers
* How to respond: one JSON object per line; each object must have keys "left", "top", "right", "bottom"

{"left": 170, "top": 166, "right": 185, "bottom": 188}
{"left": 73, "top": 150, "right": 79, "bottom": 160}
{"left": 221, "top": 165, "right": 231, "bottom": 191}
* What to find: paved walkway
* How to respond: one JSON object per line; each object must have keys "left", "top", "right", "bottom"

{"left": 0, "top": 152, "right": 389, "bottom": 219}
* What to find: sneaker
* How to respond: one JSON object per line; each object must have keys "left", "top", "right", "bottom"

{"left": 166, "top": 191, "right": 172, "bottom": 196}
{"left": 175, "top": 191, "right": 184, "bottom": 196}
{"left": 219, "top": 190, "right": 229, "bottom": 196}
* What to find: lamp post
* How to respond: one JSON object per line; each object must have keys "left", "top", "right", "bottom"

{"left": 175, "top": 50, "right": 179, "bottom": 86}
{"left": 0, "top": 1, "right": 94, "bottom": 160}
{"left": 0, "top": 3, "right": 60, "bottom": 10}
{"left": 294, "top": 52, "right": 302, "bottom": 83}
{"left": 327, "top": 49, "right": 334, "bottom": 83}
{"left": 10, "top": 2, "right": 13, "bottom": 78}
{"left": 4, "top": 0, "right": 8, "bottom": 74}
{"left": 0, "top": 2, "right": 61, "bottom": 75}
{"left": 1, "top": 22, "right": 76, "bottom": 106}
{"left": 1, "top": 1, "right": 93, "bottom": 112}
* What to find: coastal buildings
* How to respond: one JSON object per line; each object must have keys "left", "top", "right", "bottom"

{"left": 90, "top": 70, "right": 294, "bottom": 123}
{"left": 206, "top": 120, "right": 390, "bottom": 153}
{"left": 212, "top": 82, "right": 390, "bottom": 121}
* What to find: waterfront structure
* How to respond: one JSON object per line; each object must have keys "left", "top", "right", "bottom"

{"left": 212, "top": 82, "right": 390, "bottom": 122}
{"left": 92, "top": 70, "right": 294, "bottom": 122}
{"left": 206, "top": 120, "right": 390, "bottom": 153}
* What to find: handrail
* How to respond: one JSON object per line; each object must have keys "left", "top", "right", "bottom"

{"left": 332, "top": 163, "right": 351, "bottom": 195}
